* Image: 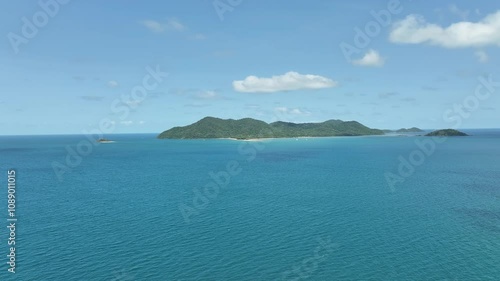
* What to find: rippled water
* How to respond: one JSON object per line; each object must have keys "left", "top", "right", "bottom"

{"left": 0, "top": 131, "right": 499, "bottom": 280}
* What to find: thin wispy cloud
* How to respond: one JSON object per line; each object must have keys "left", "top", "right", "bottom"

{"left": 481, "top": 106, "right": 496, "bottom": 111}
{"left": 148, "top": 92, "right": 164, "bottom": 99}
{"left": 213, "top": 50, "right": 235, "bottom": 58}
{"left": 140, "top": 20, "right": 164, "bottom": 32}
{"left": 274, "top": 107, "right": 311, "bottom": 116}
{"left": 121, "top": 120, "right": 142, "bottom": 126}
{"left": 390, "top": 11, "right": 500, "bottom": 48}
{"left": 140, "top": 18, "right": 186, "bottom": 33}
{"left": 168, "top": 88, "right": 196, "bottom": 96}
{"left": 481, "top": 106, "right": 495, "bottom": 111}
{"left": 449, "top": 4, "right": 470, "bottom": 20}
{"left": 475, "top": 50, "right": 489, "bottom": 63}
{"left": 233, "top": 71, "right": 337, "bottom": 93}
{"left": 166, "top": 18, "right": 186, "bottom": 31}
{"left": 379, "top": 92, "right": 399, "bottom": 99}
{"left": 125, "top": 100, "right": 143, "bottom": 107}
{"left": 107, "top": 80, "right": 119, "bottom": 88}
{"left": 195, "top": 90, "right": 220, "bottom": 100}
{"left": 184, "top": 103, "right": 211, "bottom": 108}
{"left": 80, "top": 96, "right": 104, "bottom": 102}
{"left": 245, "top": 103, "right": 261, "bottom": 109}
{"left": 422, "top": 86, "right": 438, "bottom": 91}
{"left": 190, "top": 33, "right": 206, "bottom": 40}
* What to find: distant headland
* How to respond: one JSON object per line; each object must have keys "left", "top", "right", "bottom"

{"left": 157, "top": 117, "right": 387, "bottom": 139}
{"left": 383, "top": 127, "right": 424, "bottom": 133}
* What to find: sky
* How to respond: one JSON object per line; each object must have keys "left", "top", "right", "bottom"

{"left": 1, "top": 0, "right": 499, "bottom": 135}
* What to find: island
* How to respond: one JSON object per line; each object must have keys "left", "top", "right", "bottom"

{"left": 97, "top": 138, "right": 115, "bottom": 143}
{"left": 395, "top": 127, "right": 424, "bottom": 133}
{"left": 425, "top": 129, "right": 469, "bottom": 137}
{"left": 157, "top": 117, "right": 385, "bottom": 139}
{"left": 383, "top": 127, "right": 424, "bottom": 133}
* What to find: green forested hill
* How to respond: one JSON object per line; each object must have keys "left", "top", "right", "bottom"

{"left": 157, "top": 117, "right": 384, "bottom": 139}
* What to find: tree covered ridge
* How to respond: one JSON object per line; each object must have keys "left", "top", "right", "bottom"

{"left": 157, "top": 117, "right": 385, "bottom": 139}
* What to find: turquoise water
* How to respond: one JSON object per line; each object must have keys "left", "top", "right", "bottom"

{"left": 1, "top": 130, "right": 499, "bottom": 280}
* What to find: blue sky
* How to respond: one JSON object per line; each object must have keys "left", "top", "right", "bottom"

{"left": 1, "top": 0, "right": 499, "bottom": 135}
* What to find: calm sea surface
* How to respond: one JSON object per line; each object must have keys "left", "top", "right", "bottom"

{"left": 0, "top": 129, "right": 499, "bottom": 280}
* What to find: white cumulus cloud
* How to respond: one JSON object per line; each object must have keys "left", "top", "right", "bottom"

{"left": 389, "top": 11, "right": 500, "bottom": 48}
{"left": 233, "top": 71, "right": 337, "bottom": 93}
{"left": 352, "top": 49, "right": 385, "bottom": 67}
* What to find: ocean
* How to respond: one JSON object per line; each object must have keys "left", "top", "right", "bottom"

{"left": 0, "top": 129, "right": 499, "bottom": 280}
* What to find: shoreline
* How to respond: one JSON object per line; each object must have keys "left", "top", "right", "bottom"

{"left": 216, "top": 134, "right": 404, "bottom": 141}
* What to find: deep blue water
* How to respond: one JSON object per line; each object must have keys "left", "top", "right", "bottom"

{"left": 0, "top": 130, "right": 499, "bottom": 280}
